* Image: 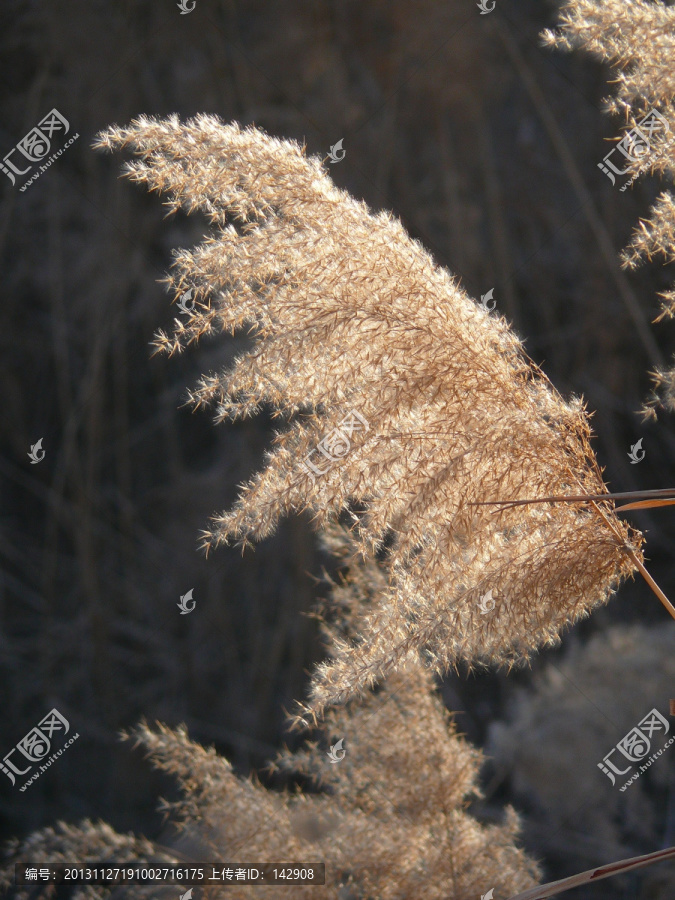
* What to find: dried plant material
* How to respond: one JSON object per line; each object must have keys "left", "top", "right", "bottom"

{"left": 542, "top": 0, "right": 675, "bottom": 419}
{"left": 621, "top": 193, "right": 675, "bottom": 269}
{"left": 541, "top": 0, "right": 675, "bottom": 115}
{"left": 0, "top": 819, "right": 182, "bottom": 900}
{"left": 0, "top": 663, "right": 539, "bottom": 899}
{"left": 94, "top": 114, "right": 643, "bottom": 717}
{"left": 269, "top": 661, "right": 541, "bottom": 899}
{"left": 509, "top": 845, "right": 675, "bottom": 900}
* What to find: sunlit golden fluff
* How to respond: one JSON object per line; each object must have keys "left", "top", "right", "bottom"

{"left": 94, "top": 114, "right": 642, "bottom": 718}
{"left": 542, "top": 0, "right": 675, "bottom": 419}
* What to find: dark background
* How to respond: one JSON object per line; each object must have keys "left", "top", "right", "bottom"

{"left": 1, "top": 0, "right": 675, "bottom": 896}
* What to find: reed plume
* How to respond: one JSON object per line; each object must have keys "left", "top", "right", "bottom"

{"left": 542, "top": 0, "right": 675, "bottom": 419}
{"left": 2, "top": 670, "right": 540, "bottom": 899}
{"left": 0, "top": 529, "right": 541, "bottom": 899}
{"left": 94, "top": 114, "right": 643, "bottom": 718}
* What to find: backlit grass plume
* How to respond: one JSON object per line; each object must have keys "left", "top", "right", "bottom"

{"left": 143, "top": 661, "right": 540, "bottom": 899}
{"left": 542, "top": 0, "right": 675, "bottom": 419}
{"left": 1, "top": 658, "right": 540, "bottom": 900}
{"left": 94, "top": 114, "right": 643, "bottom": 716}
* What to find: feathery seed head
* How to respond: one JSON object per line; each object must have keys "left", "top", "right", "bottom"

{"left": 543, "top": 0, "right": 675, "bottom": 419}
{"left": 94, "top": 114, "right": 643, "bottom": 716}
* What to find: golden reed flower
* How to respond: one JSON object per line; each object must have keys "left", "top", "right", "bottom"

{"left": 543, "top": 0, "right": 675, "bottom": 419}
{"left": 95, "top": 114, "right": 644, "bottom": 717}
{"left": 118, "top": 656, "right": 540, "bottom": 898}
{"left": 0, "top": 530, "right": 542, "bottom": 899}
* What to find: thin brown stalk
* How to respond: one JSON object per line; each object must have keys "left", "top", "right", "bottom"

{"left": 507, "top": 844, "right": 675, "bottom": 900}
{"left": 472, "top": 488, "right": 675, "bottom": 620}
{"left": 471, "top": 487, "right": 675, "bottom": 511}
